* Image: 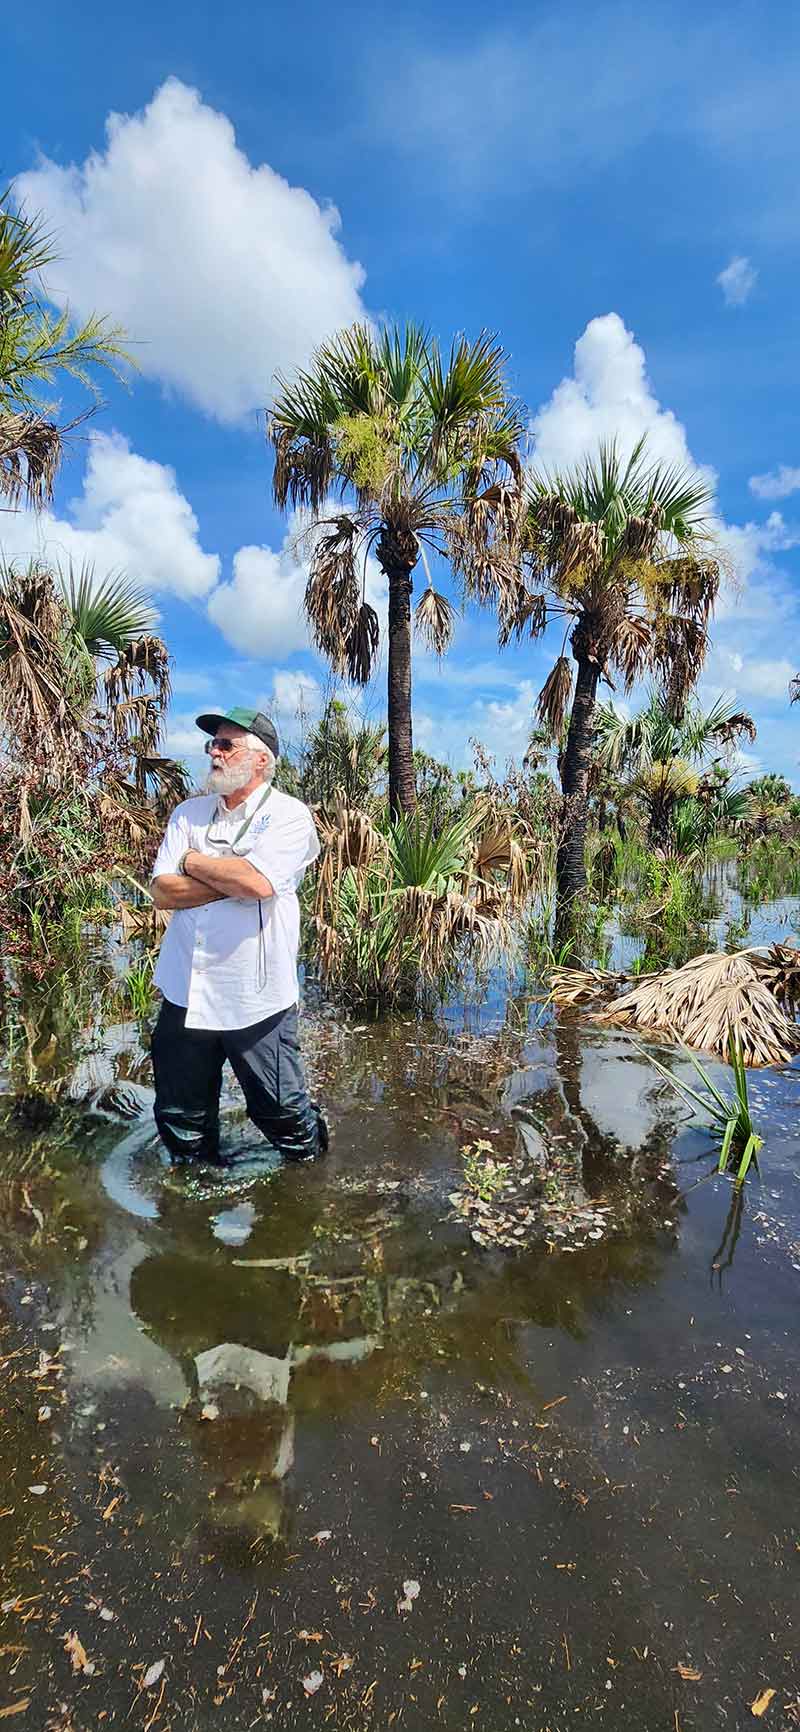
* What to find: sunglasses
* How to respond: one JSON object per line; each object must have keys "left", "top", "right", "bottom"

{"left": 204, "top": 736, "right": 245, "bottom": 756}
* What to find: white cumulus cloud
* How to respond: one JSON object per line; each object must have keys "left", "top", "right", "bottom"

{"left": 0, "top": 431, "right": 219, "bottom": 600}
{"left": 749, "top": 464, "right": 800, "bottom": 500}
{"left": 530, "top": 313, "right": 711, "bottom": 481}
{"left": 206, "top": 507, "right": 388, "bottom": 661}
{"left": 717, "top": 255, "right": 758, "bottom": 307}
{"left": 16, "top": 78, "right": 367, "bottom": 424}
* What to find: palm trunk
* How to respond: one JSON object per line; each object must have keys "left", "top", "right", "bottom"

{"left": 554, "top": 652, "right": 599, "bottom": 948}
{"left": 379, "top": 528, "right": 417, "bottom": 820}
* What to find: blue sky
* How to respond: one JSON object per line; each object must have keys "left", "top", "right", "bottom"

{"left": 5, "top": 0, "right": 800, "bottom": 783}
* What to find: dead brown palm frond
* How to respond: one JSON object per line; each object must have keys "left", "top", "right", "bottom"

{"left": 650, "top": 612, "right": 708, "bottom": 714}
{"left": 304, "top": 516, "right": 361, "bottom": 670}
{"left": 549, "top": 965, "right": 628, "bottom": 1007}
{"left": 345, "top": 601, "right": 380, "bottom": 684}
{"left": 104, "top": 635, "right": 172, "bottom": 709}
{"left": 659, "top": 554, "right": 720, "bottom": 623}
{"left": 613, "top": 615, "right": 652, "bottom": 687}
{"left": 537, "top": 656, "right": 573, "bottom": 738}
{"left": 0, "top": 410, "right": 62, "bottom": 509}
{"left": 270, "top": 423, "right": 334, "bottom": 513}
{"left": 712, "top": 709, "right": 757, "bottom": 746}
{"left": 316, "top": 796, "right": 386, "bottom": 874}
{"left": 593, "top": 949, "right": 800, "bottom": 1066}
{"left": 116, "top": 896, "right": 170, "bottom": 942}
{"left": 750, "top": 944, "right": 800, "bottom": 1014}
{"left": 0, "top": 562, "right": 82, "bottom": 756}
{"left": 98, "top": 784, "right": 158, "bottom": 850}
{"left": 498, "top": 584, "right": 548, "bottom": 648}
{"left": 530, "top": 495, "right": 604, "bottom": 585}
{"left": 616, "top": 508, "right": 662, "bottom": 564}
{"left": 309, "top": 913, "right": 342, "bottom": 983}
{"left": 414, "top": 585, "right": 456, "bottom": 656}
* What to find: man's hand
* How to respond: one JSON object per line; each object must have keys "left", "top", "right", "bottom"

{"left": 152, "top": 875, "right": 227, "bottom": 911}
{"left": 183, "top": 849, "right": 273, "bottom": 901}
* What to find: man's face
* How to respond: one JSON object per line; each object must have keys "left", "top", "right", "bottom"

{"left": 205, "top": 724, "right": 261, "bottom": 795}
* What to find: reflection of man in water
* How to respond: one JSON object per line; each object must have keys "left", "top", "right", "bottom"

{"left": 150, "top": 707, "right": 327, "bottom": 1165}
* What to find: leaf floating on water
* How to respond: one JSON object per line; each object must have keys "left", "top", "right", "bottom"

{"left": 302, "top": 1670, "right": 324, "bottom": 1696}
{"left": 402, "top": 1581, "right": 420, "bottom": 1601}
{"left": 297, "top": 1630, "right": 324, "bottom": 1643}
{"left": 676, "top": 1663, "right": 703, "bottom": 1681}
{"left": 751, "top": 1689, "right": 776, "bottom": 1717}
{"left": 64, "top": 1632, "right": 94, "bottom": 1676}
{"left": 28, "top": 1486, "right": 47, "bottom": 1496}
{"left": 142, "top": 1660, "right": 165, "bottom": 1690}
{"left": 200, "top": 1404, "right": 219, "bottom": 1422}
{"left": 310, "top": 1530, "right": 331, "bottom": 1545}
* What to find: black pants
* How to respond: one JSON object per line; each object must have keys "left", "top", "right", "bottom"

{"left": 151, "top": 999, "right": 324, "bottom": 1164}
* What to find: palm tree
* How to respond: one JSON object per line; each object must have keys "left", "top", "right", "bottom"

{"left": 0, "top": 560, "right": 187, "bottom": 916}
{"left": 269, "top": 322, "right": 525, "bottom": 817}
{"left": 0, "top": 186, "right": 128, "bottom": 510}
{"left": 490, "top": 440, "right": 720, "bottom": 936}
{"left": 595, "top": 690, "right": 755, "bottom": 848}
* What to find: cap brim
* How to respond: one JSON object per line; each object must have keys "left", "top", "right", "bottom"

{"left": 195, "top": 712, "right": 234, "bottom": 736}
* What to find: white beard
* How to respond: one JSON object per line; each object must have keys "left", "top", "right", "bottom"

{"left": 204, "top": 752, "right": 258, "bottom": 796}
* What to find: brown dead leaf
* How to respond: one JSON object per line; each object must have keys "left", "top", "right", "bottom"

{"left": 330, "top": 1655, "right": 354, "bottom": 1678}
{"left": 0, "top": 1706, "right": 30, "bottom": 1720}
{"left": 102, "top": 1497, "right": 120, "bottom": 1522}
{"left": 297, "top": 1630, "right": 323, "bottom": 1643}
{"left": 751, "top": 1689, "right": 776, "bottom": 1718}
{"left": 64, "top": 1631, "right": 94, "bottom": 1676}
{"left": 675, "top": 1663, "right": 703, "bottom": 1681}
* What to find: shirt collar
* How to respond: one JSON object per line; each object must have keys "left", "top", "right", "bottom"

{"left": 217, "top": 780, "right": 272, "bottom": 822}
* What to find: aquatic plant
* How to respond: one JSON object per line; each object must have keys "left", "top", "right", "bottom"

{"left": 640, "top": 1036, "right": 764, "bottom": 1184}
{"left": 311, "top": 796, "right": 542, "bottom": 1010}
{"left": 123, "top": 955, "right": 156, "bottom": 1020}
{"left": 462, "top": 1140, "right": 509, "bottom": 1203}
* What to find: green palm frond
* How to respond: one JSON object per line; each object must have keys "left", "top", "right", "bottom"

{"left": 59, "top": 561, "right": 157, "bottom": 660}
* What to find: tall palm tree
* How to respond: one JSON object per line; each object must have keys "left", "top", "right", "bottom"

{"left": 0, "top": 186, "right": 128, "bottom": 510}
{"left": 269, "top": 322, "right": 525, "bottom": 817}
{"left": 489, "top": 440, "right": 720, "bottom": 935}
{"left": 595, "top": 690, "right": 755, "bottom": 848}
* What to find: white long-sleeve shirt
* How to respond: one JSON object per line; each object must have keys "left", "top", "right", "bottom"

{"left": 151, "top": 784, "right": 320, "bottom": 1030}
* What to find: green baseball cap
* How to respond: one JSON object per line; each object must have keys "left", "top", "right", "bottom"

{"left": 195, "top": 707, "right": 280, "bottom": 758}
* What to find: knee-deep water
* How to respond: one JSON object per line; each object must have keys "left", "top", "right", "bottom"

{"left": 0, "top": 957, "right": 799, "bottom": 1730}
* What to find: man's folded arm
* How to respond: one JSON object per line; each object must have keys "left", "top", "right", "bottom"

{"left": 181, "top": 851, "right": 273, "bottom": 900}
{"left": 152, "top": 875, "right": 228, "bottom": 910}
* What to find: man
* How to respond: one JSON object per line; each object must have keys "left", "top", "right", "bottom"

{"left": 149, "top": 707, "right": 326, "bottom": 1166}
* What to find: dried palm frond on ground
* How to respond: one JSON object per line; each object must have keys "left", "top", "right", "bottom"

{"left": 550, "top": 947, "right": 800, "bottom": 1067}
{"left": 548, "top": 965, "right": 628, "bottom": 1008}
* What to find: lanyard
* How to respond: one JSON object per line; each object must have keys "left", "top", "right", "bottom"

{"left": 203, "top": 782, "right": 274, "bottom": 990}
{"left": 205, "top": 783, "right": 273, "bottom": 853}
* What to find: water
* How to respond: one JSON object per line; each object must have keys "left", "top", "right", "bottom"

{"left": 1, "top": 886, "right": 799, "bottom": 1729}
